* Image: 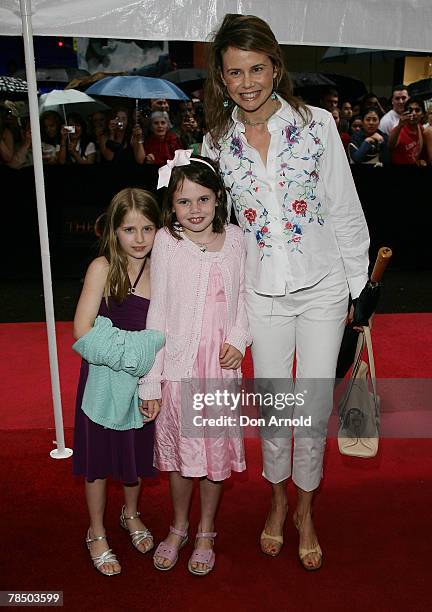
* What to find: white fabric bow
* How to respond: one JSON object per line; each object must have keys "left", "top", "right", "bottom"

{"left": 157, "top": 149, "right": 193, "bottom": 189}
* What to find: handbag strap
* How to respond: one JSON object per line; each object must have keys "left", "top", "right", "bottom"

{"left": 340, "top": 326, "right": 379, "bottom": 420}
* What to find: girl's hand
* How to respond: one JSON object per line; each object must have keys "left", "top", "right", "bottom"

{"left": 139, "top": 399, "right": 161, "bottom": 421}
{"left": 219, "top": 343, "right": 243, "bottom": 369}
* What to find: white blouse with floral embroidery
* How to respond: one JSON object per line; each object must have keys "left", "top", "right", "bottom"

{"left": 202, "top": 97, "right": 369, "bottom": 298}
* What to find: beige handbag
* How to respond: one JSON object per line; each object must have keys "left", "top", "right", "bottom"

{"left": 338, "top": 327, "right": 380, "bottom": 458}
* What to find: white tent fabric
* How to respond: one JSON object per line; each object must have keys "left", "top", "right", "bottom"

{"left": 1, "top": 0, "right": 432, "bottom": 51}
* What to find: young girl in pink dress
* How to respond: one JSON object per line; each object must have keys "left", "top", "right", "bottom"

{"left": 139, "top": 150, "right": 251, "bottom": 576}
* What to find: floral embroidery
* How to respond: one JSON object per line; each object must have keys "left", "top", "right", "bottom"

{"left": 284, "top": 124, "right": 301, "bottom": 146}
{"left": 291, "top": 199, "right": 308, "bottom": 216}
{"left": 230, "top": 136, "right": 243, "bottom": 159}
{"left": 220, "top": 113, "right": 327, "bottom": 258}
{"left": 244, "top": 208, "right": 257, "bottom": 224}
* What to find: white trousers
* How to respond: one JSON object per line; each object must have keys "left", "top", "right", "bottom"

{"left": 246, "top": 259, "right": 349, "bottom": 491}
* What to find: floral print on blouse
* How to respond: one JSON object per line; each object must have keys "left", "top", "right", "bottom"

{"left": 202, "top": 97, "right": 369, "bottom": 298}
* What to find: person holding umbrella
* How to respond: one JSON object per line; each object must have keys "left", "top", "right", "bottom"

{"left": 203, "top": 13, "right": 370, "bottom": 570}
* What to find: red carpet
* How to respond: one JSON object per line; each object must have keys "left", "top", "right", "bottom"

{"left": 1, "top": 431, "right": 430, "bottom": 611}
{"left": 1, "top": 314, "right": 431, "bottom": 610}
{"left": 1, "top": 314, "right": 431, "bottom": 430}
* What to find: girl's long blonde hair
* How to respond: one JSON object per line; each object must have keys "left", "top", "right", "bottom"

{"left": 99, "top": 188, "right": 161, "bottom": 303}
{"left": 204, "top": 13, "right": 311, "bottom": 146}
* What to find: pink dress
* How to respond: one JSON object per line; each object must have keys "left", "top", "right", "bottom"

{"left": 154, "top": 264, "right": 246, "bottom": 481}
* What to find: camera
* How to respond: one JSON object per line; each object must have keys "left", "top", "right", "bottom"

{"left": 115, "top": 120, "right": 124, "bottom": 129}
{"left": 64, "top": 125, "right": 76, "bottom": 133}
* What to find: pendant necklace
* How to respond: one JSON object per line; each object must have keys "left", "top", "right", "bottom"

{"left": 128, "top": 256, "right": 147, "bottom": 294}
{"left": 240, "top": 101, "right": 281, "bottom": 127}
{"left": 189, "top": 233, "right": 219, "bottom": 252}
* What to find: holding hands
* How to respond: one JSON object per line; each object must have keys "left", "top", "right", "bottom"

{"left": 219, "top": 343, "right": 243, "bottom": 370}
{"left": 139, "top": 399, "right": 161, "bottom": 422}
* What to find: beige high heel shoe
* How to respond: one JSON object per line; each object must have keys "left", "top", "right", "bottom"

{"left": 85, "top": 529, "right": 121, "bottom": 576}
{"left": 293, "top": 515, "right": 323, "bottom": 571}
{"left": 120, "top": 505, "right": 154, "bottom": 554}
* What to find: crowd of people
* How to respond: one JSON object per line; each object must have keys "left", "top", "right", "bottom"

{"left": 1, "top": 79, "right": 432, "bottom": 170}
{"left": 320, "top": 86, "right": 432, "bottom": 166}
{"left": 0, "top": 97, "right": 206, "bottom": 169}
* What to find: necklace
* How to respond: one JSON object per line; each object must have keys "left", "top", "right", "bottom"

{"left": 127, "top": 257, "right": 147, "bottom": 294}
{"left": 240, "top": 101, "right": 280, "bottom": 127}
{"left": 189, "top": 232, "right": 219, "bottom": 252}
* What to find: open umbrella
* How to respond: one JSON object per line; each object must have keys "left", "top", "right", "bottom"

{"left": 86, "top": 75, "right": 189, "bottom": 125}
{"left": 290, "top": 72, "right": 335, "bottom": 88}
{"left": 336, "top": 247, "right": 393, "bottom": 379}
{"left": 86, "top": 76, "right": 189, "bottom": 101}
{"left": 39, "top": 89, "right": 109, "bottom": 123}
{"left": 408, "top": 78, "right": 432, "bottom": 99}
{"left": 0, "top": 75, "right": 29, "bottom": 100}
{"left": 162, "top": 68, "right": 207, "bottom": 94}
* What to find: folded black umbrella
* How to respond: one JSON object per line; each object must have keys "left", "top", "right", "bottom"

{"left": 336, "top": 247, "right": 392, "bottom": 379}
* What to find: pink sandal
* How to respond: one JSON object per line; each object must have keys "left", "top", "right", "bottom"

{"left": 153, "top": 526, "right": 188, "bottom": 571}
{"left": 188, "top": 531, "right": 217, "bottom": 576}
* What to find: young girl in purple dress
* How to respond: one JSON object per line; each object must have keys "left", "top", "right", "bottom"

{"left": 73, "top": 187, "right": 161, "bottom": 576}
{"left": 139, "top": 150, "right": 251, "bottom": 576}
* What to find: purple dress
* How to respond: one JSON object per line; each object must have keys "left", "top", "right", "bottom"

{"left": 73, "top": 294, "right": 155, "bottom": 483}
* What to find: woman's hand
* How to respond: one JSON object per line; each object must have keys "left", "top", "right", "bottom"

{"left": 145, "top": 153, "right": 155, "bottom": 163}
{"left": 219, "top": 343, "right": 243, "bottom": 369}
{"left": 347, "top": 304, "right": 374, "bottom": 332}
{"left": 139, "top": 399, "right": 161, "bottom": 421}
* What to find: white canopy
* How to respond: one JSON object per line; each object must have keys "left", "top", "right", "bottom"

{"left": 1, "top": 0, "right": 432, "bottom": 51}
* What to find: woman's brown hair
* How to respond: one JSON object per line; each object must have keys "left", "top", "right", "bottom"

{"left": 99, "top": 188, "right": 161, "bottom": 303}
{"left": 161, "top": 156, "right": 228, "bottom": 239}
{"left": 204, "top": 13, "right": 311, "bottom": 145}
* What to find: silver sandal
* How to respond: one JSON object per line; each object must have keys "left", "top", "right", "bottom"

{"left": 120, "top": 505, "right": 154, "bottom": 554}
{"left": 85, "top": 529, "right": 121, "bottom": 576}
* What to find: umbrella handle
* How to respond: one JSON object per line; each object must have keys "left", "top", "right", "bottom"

{"left": 370, "top": 246, "right": 392, "bottom": 283}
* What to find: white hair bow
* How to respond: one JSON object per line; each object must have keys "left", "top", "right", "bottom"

{"left": 157, "top": 149, "right": 193, "bottom": 189}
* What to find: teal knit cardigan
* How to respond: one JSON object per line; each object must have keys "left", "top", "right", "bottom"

{"left": 73, "top": 316, "right": 165, "bottom": 430}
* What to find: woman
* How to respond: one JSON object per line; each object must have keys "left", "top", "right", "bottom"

{"left": 348, "top": 107, "right": 389, "bottom": 165}
{"left": 40, "top": 110, "right": 62, "bottom": 164}
{"left": 202, "top": 13, "right": 369, "bottom": 570}
{"left": 58, "top": 113, "right": 96, "bottom": 165}
{"left": 388, "top": 97, "right": 427, "bottom": 166}
{"left": 142, "top": 111, "right": 181, "bottom": 165}
{"left": 99, "top": 107, "right": 135, "bottom": 164}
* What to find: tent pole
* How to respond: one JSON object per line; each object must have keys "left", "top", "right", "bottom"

{"left": 19, "top": 0, "right": 72, "bottom": 460}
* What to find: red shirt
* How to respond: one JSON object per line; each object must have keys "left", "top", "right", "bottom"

{"left": 144, "top": 132, "right": 182, "bottom": 165}
{"left": 391, "top": 125, "right": 423, "bottom": 165}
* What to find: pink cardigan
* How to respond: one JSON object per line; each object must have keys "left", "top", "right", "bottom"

{"left": 139, "top": 224, "right": 251, "bottom": 400}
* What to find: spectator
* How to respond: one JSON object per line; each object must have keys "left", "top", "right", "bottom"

{"left": 319, "top": 87, "right": 339, "bottom": 112}
{"left": 99, "top": 108, "right": 134, "bottom": 163}
{"left": 424, "top": 124, "right": 432, "bottom": 164}
{"left": 40, "top": 110, "right": 62, "bottom": 164}
{"left": 58, "top": 113, "right": 96, "bottom": 165}
{"left": 175, "top": 111, "right": 202, "bottom": 154}
{"left": 340, "top": 99, "right": 353, "bottom": 132}
{"left": 0, "top": 105, "right": 15, "bottom": 165}
{"left": 379, "top": 85, "right": 409, "bottom": 135}
{"left": 150, "top": 98, "right": 170, "bottom": 115}
{"left": 360, "top": 92, "right": 386, "bottom": 116}
{"left": 349, "top": 115, "right": 363, "bottom": 135}
{"left": 10, "top": 116, "right": 33, "bottom": 169}
{"left": 388, "top": 97, "right": 427, "bottom": 166}
{"left": 143, "top": 111, "right": 181, "bottom": 165}
{"left": 88, "top": 111, "right": 109, "bottom": 163}
{"left": 331, "top": 107, "right": 350, "bottom": 150}
{"left": 348, "top": 107, "right": 389, "bottom": 165}
{"left": 423, "top": 109, "right": 432, "bottom": 129}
